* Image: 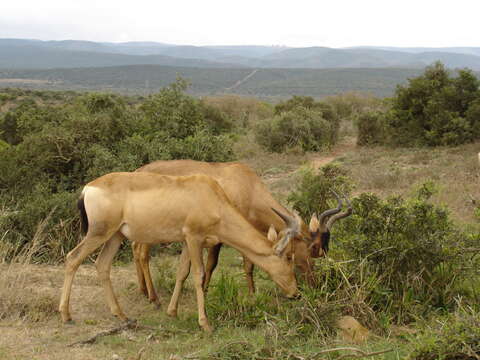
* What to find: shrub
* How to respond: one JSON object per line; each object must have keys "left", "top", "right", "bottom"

{"left": 255, "top": 107, "right": 337, "bottom": 152}
{"left": 335, "top": 191, "right": 472, "bottom": 322}
{"left": 356, "top": 110, "right": 388, "bottom": 146}
{"left": 165, "top": 130, "right": 235, "bottom": 162}
{"left": 287, "top": 163, "right": 353, "bottom": 219}
{"left": 274, "top": 95, "right": 332, "bottom": 115}
{"left": 206, "top": 272, "right": 339, "bottom": 336}
{"left": 0, "top": 81, "right": 236, "bottom": 262}
{"left": 387, "top": 62, "right": 480, "bottom": 146}
{"left": 323, "top": 92, "right": 384, "bottom": 121}
{"left": 408, "top": 305, "right": 480, "bottom": 360}
{"left": 79, "top": 92, "right": 126, "bottom": 115}
{"left": 288, "top": 167, "right": 476, "bottom": 323}
{"left": 0, "top": 139, "right": 8, "bottom": 152}
{"left": 201, "top": 95, "right": 273, "bottom": 128}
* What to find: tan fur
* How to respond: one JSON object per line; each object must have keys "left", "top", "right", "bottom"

{"left": 59, "top": 172, "right": 298, "bottom": 332}
{"left": 133, "top": 160, "right": 316, "bottom": 306}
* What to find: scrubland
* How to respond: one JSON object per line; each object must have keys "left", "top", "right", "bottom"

{"left": 1, "top": 64, "right": 480, "bottom": 359}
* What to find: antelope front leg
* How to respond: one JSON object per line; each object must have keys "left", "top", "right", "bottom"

{"left": 138, "top": 244, "right": 159, "bottom": 304}
{"left": 167, "top": 244, "right": 191, "bottom": 317}
{"left": 184, "top": 234, "right": 212, "bottom": 332}
{"left": 243, "top": 256, "right": 256, "bottom": 294}
{"left": 132, "top": 242, "right": 148, "bottom": 297}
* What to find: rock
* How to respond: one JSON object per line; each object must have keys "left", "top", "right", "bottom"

{"left": 337, "top": 315, "right": 369, "bottom": 344}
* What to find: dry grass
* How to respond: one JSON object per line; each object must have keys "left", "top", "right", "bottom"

{"left": 0, "top": 216, "right": 54, "bottom": 319}
{"left": 340, "top": 142, "right": 480, "bottom": 225}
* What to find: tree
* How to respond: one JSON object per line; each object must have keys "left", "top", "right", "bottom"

{"left": 387, "top": 62, "right": 480, "bottom": 146}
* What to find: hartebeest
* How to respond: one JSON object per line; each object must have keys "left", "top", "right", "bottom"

{"left": 132, "top": 160, "right": 352, "bottom": 312}
{"left": 59, "top": 172, "right": 300, "bottom": 332}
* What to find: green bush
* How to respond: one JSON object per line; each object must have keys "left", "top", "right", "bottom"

{"left": 356, "top": 110, "right": 388, "bottom": 146}
{"left": 387, "top": 62, "right": 480, "bottom": 146}
{"left": 408, "top": 305, "right": 480, "bottom": 360}
{"left": 207, "top": 272, "right": 338, "bottom": 336}
{"left": 255, "top": 107, "right": 338, "bottom": 152}
{"left": 0, "top": 80, "right": 236, "bottom": 262}
{"left": 79, "top": 92, "right": 126, "bottom": 115}
{"left": 0, "top": 139, "right": 8, "bottom": 152}
{"left": 166, "top": 130, "right": 235, "bottom": 162}
{"left": 334, "top": 191, "right": 471, "bottom": 322}
{"left": 288, "top": 167, "right": 476, "bottom": 323}
{"left": 323, "top": 92, "right": 384, "bottom": 121}
{"left": 287, "top": 163, "right": 353, "bottom": 219}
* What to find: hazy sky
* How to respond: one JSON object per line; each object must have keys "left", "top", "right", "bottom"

{"left": 1, "top": 0, "right": 479, "bottom": 47}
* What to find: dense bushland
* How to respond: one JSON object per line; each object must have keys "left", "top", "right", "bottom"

{"left": 0, "top": 80, "right": 235, "bottom": 261}
{"left": 1, "top": 86, "right": 380, "bottom": 261}
{"left": 357, "top": 62, "right": 480, "bottom": 147}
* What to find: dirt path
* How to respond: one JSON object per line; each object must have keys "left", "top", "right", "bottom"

{"left": 262, "top": 136, "right": 356, "bottom": 185}
{"left": 225, "top": 69, "right": 258, "bottom": 91}
{"left": 309, "top": 136, "right": 356, "bottom": 169}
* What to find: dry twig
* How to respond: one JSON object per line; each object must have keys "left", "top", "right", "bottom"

{"left": 67, "top": 321, "right": 154, "bottom": 347}
{"left": 311, "top": 347, "right": 394, "bottom": 359}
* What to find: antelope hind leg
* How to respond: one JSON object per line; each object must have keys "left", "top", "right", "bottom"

{"left": 96, "top": 232, "right": 128, "bottom": 321}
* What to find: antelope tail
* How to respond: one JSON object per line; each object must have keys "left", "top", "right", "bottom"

{"left": 77, "top": 195, "right": 89, "bottom": 235}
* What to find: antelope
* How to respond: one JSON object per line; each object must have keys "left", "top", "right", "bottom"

{"left": 59, "top": 172, "right": 300, "bottom": 332}
{"left": 132, "top": 160, "right": 352, "bottom": 313}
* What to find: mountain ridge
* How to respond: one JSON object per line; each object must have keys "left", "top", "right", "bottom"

{"left": 2, "top": 38, "right": 480, "bottom": 70}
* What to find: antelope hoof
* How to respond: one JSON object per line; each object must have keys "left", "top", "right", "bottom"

{"left": 166, "top": 308, "right": 177, "bottom": 318}
{"left": 201, "top": 323, "right": 213, "bottom": 333}
{"left": 149, "top": 296, "right": 159, "bottom": 305}
{"left": 151, "top": 300, "right": 161, "bottom": 309}
{"left": 125, "top": 318, "right": 137, "bottom": 326}
{"left": 60, "top": 311, "right": 73, "bottom": 324}
{"left": 113, "top": 313, "right": 129, "bottom": 322}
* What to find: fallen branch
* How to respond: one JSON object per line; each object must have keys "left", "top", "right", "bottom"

{"left": 311, "top": 347, "right": 394, "bottom": 359}
{"left": 68, "top": 321, "right": 154, "bottom": 347}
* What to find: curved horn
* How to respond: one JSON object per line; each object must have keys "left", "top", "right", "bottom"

{"left": 273, "top": 232, "right": 294, "bottom": 256}
{"left": 271, "top": 208, "right": 301, "bottom": 255}
{"left": 325, "top": 195, "right": 352, "bottom": 230}
{"left": 271, "top": 208, "right": 300, "bottom": 233}
{"left": 318, "top": 191, "right": 343, "bottom": 225}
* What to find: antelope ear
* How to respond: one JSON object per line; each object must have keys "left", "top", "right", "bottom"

{"left": 309, "top": 213, "right": 320, "bottom": 233}
{"left": 267, "top": 225, "right": 278, "bottom": 243}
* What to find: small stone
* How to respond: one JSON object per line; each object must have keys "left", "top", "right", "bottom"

{"left": 337, "top": 315, "right": 369, "bottom": 344}
{"left": 112, "top": 354, "right": 123, "bottom": 360}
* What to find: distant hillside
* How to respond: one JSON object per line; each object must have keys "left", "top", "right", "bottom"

{"left": 351, "top": 46, "right": 480, "bottom": 57}
{"left": 2, "top": 39, "right": 480, "bottom": 70}
{"left": 0, "top": 65, "right": 426, "bottom": 98}
{"left": 0, "top": 41, "right": 240, "bottom": 69}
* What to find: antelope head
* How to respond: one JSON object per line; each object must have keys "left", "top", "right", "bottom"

{"left": 266, "top": 211, "right": 302, "bottom": 297}
{"left": 308, "top": 192, "right": 352, "bottom": 258}
{"left": 270, "top": 207, "right": 302, "bottom": 257}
